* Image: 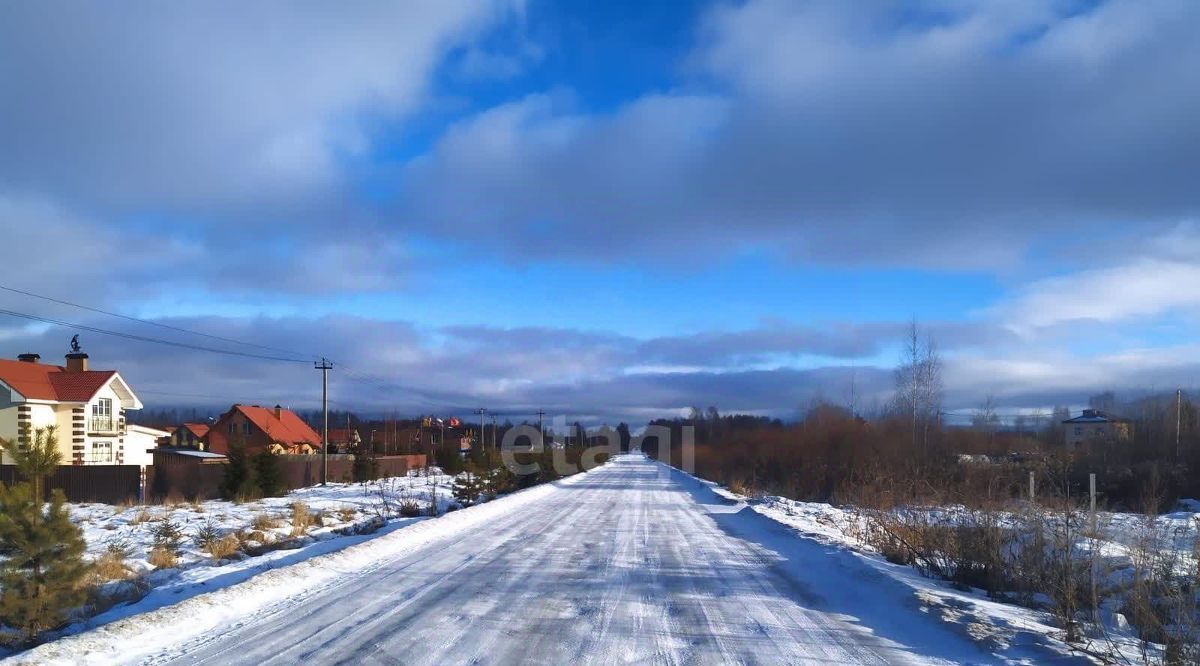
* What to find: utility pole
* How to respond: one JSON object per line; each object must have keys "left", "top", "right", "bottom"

{"left": 315, "top": 358, "right": 333, "bottom": 485}
{"left": 490, "top": 413, "right": 497, "bottom": 449}
{"left": 476, "top": 407, "right": 487, "bottom": 452}
{"left": 536, "top": 409, "right": 546, "bottom": 445}
{"left": 1177, "top": 388, "right": 1183, "bottom": 460}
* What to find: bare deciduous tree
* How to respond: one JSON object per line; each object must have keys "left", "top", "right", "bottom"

{"left": 972, "top": 394, "right": 1001, "bottom": 447}
{"left": 894, "top": 319, "right": 943, "bottom": 455}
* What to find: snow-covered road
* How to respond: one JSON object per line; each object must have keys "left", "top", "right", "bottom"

{"left": 129, "top": 454, "right": 994, "bottom": 665}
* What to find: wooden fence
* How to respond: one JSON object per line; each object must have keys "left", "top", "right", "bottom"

{"left": 1, "top": 453, "right": 428, "bottom": 504}
{"left": 0, "top": 464, "right": 143, "bottom": 504}
{"left": 148, "top": 450, "right": 227, "bottom": 501}
{"left": 280, "top": 454, "right": 427, "bottom": 488}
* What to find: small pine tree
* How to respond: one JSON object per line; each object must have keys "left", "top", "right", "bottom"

{"left": 253, "top": 450, "right": 285, "bottom": 497}
{"left": 352, "top": 444, "right": 378, "bottom": 483}
{"left": 221, "top": 439, "right": 259, "bottom": 501}
{"left": 154, "top": 517, "right": 185, "bottom": 549}
{"left": 435, "top": 444, "right": 464, "bottom": 476}
{"left": 485, "top": 465, "right": 516, "bottom": 497}
{"left": 6, "top": 427, "right": 61, "bottom": 501}
{"left": 539, "top": 449, "right": 562, "bottom": 484}
{"left": 451, "top": 466, "right": 482, "bottom": 507}
{"left": 0, "top": 429, "right": 89, "bottom": 643}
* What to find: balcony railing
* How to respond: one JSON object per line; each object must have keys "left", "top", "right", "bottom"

{"left": 88, "top": 416, "right": 118, "bottom": 434}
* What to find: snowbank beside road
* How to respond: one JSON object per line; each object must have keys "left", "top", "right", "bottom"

{"left": 70, "top": 473, "right": 454, "bottom": 586}
{"left": 654, "top": 463, "right": 1096, "bottom": 664}
{"left": 0, "top": 473, "right": 456, "bottom": 661}
{"left": 700, "top": 476, "right": 1178, "bottom": 664}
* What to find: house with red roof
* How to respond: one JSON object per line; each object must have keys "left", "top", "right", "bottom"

{"left": 327, "top": 427, "right": 361, "bottom": 453}
{"left": 0, "top": 351, "right": 144, "bottom": 466}
{"left": 169, "top": 422, "right": 211, "bottom": 450}
{"left": 205, "top": 404, "right": 322, "bottom": 456}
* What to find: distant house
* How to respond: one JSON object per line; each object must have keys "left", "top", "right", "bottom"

{"left": 0, "top": 351, "right": 144, "bottom": 466}
{"left": 125, "top": 424, "right": 170, "bottom": 466}
{"left": 327, "top": 428, "right": 360, "bottom": 453}
{"left": 1062, "top": 409, "right": 1132, "bottom": 450}
{"left": 170, "top": 422, "right": 210, "bottom": 450}
{"left": 205, "top": 404, "right": 321, "bottom": 455}
{"left": 450, "top": 432, "right": 472, "bottom": 455}
{"left": 365, "top": 427, "right": 422, "bottom": 454}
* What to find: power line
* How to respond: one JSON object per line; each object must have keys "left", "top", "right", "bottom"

{"left": 0, "top": 307, "right": 311, "bottom": 363}
{"left": 0, "top": 287, "right": 454, "bottom": 410}
{"left": 0, "top": 286, "right": 439, "bottom": 406}
{"left": 137, "top": 388, "right": 354, "bottom": 408}
{"left": 0, "top": 282, "right": 318, "bottom": 361}
{"left": 334, "top": 363, "right": 446, "bottom": 403}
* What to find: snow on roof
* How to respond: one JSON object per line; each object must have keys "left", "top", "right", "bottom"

{"left": 1062, "top": 409, "right": 1131, "bottom": 424}
{"left": 157, "top": 448, "right": 227, "bottom": 460}
{"left": 127, "top": 424, "right": 171, "bottom": 437}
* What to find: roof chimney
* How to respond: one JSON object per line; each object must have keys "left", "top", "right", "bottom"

{"left": 65, "top": 352, "right": 89, "bottom": 373}
{"left": 274, "top": 404, "right": 283, "bottom": 419}
{"left": 16, "top": 353, "right": 40, "bottom": 363}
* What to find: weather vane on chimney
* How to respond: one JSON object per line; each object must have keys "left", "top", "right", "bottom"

{"left": 69, "top": 335, "right": 81, "bottom": 353}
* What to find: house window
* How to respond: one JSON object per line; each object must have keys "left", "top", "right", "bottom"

{"left": 93, "top": 398, "right": 112, "bottom": 418}
{"left": 1074, "top": 427, "right": 1083, "bottom": 436}
{"left": 88, "top": 441, "right": 113, "bottom": 464}
{"left": 91, "top": 398, "right": 114, "bottom": 432}
{"left": 243, "top": 422, "right": 251, "bottom": 435}
{"left": 228, "top": 422, "right": 235, "bottom": 435}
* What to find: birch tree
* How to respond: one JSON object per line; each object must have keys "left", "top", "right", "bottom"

{"left": 972, "top": 394, "right": 1000, "bottom": 447}
{"left": 894, "top": 319, "right": 943, "bottom": 455}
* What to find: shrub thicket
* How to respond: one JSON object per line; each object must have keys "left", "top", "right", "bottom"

{"left": 253, "top": 451, "right": 285, "bottom": 497}
{"left": 221, "top": 440, "right": 258, "bottom": 501}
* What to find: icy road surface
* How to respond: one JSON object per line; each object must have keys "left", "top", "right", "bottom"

{"left": 151, "top": 455, "right": 995, "bottom": 665}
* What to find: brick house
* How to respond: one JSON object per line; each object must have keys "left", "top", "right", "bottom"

{"left": 0, "top": 352, "right": 143, "bottom": 465}
{"left": 169, "top": 422, "right": 211, "bottom": 450}
{"left": 1062, "top": 409, "right": 1132, "bottom": 450}
{"left": 205, "top": 404, "right": 321, "bottom": 455}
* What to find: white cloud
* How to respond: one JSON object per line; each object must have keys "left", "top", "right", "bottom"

{"left": 0, "top": 1, "right": 518, "bottom": 215}
{"left": 944, "top": 343, "right": 1200, "bottom": 407}
{"left": 996, "top": 258, "right": 1200, "bottom": 330}
{"left": 0, "top": 196, "right": 199, "bottom": 300}
{"left": 0, "top": 1, "right": 524, "bottom": 298}
{"left": 394, "top": 0, "right": 1200, "bottom": 269}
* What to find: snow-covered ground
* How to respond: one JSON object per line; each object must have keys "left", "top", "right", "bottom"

{"left": 70, "top": 470, "right": 455, "bottom": 582}
{"left": 748, "top": 493, "right": 1200, "bottom": 663}
{"left": 12, "top": 454, "right": 1105, "bottom": 665}
{"left": 0, "top": 470, "right": 457, "bottom": 660}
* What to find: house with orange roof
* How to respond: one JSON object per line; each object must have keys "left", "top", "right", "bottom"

{"left": 169, "top": 422, "right": 211, "bottom": 450}
{"left": 0, "top": 351, "right": 144, "bottom": 466}
{"left": 205, "top": 404, "right": 322, "bottom": 455}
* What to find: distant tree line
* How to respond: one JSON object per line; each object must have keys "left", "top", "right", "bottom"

{"left": 641, "top": 322, "right": 1200, "bottom": 511}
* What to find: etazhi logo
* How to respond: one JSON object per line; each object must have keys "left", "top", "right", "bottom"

{"left": 498, "top": 419, "right": 694, "bottom": 478}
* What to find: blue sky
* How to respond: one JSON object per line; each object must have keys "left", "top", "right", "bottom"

{"left": 2, "top": 0, "right": 1200, "bottom": 424}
